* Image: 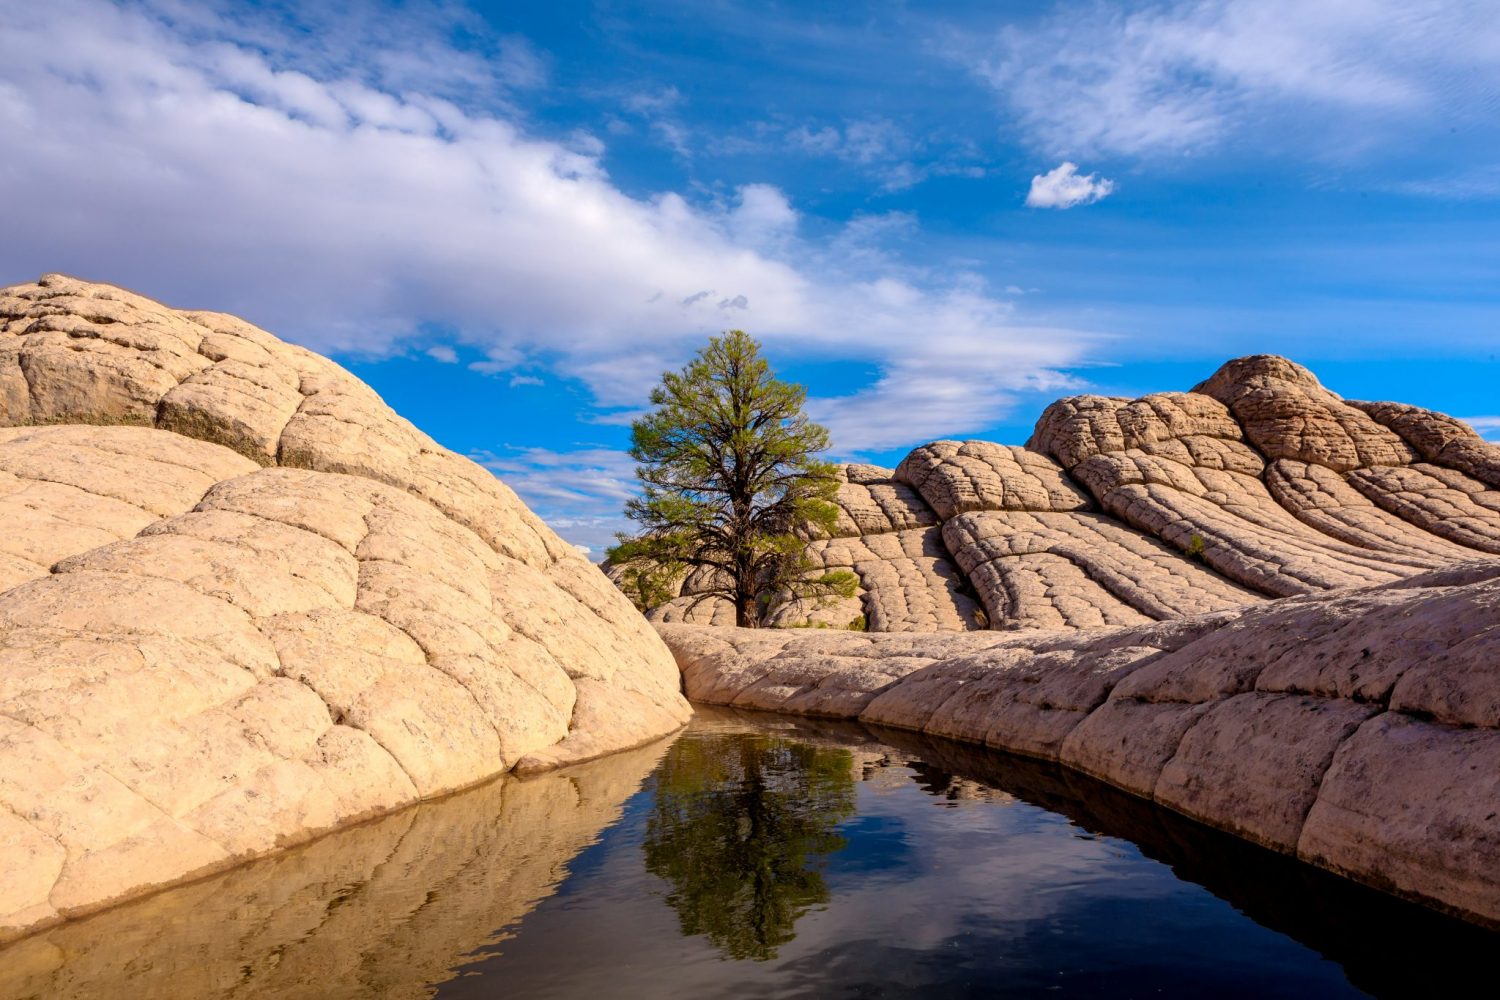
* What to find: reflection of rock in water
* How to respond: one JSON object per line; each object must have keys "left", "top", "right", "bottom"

{"left": 868, "top": 725, "right": 1498, "bottom": 1000}
{"left": 0, "top": 737, "right": 671, "bottom": 1000}
{"left": 852, "top": 749, "right": 1015, "bottom": 806}
{"left": 685, "top": 709, "right": 1497, "bottom": 996}
{"left": 692, "top": 705, "right": 1014, "bottom": 806}
{"left": 643, "top": 728, "right": 857, "bottom": 961}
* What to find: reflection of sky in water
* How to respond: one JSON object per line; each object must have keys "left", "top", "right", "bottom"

{"left": 436, "top": 714, "right": 1481, "bottom": 1000}
{"left": 4, "top": 709, "right": 1493, "bottom": 1000}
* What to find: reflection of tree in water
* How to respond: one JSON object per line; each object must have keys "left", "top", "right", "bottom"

{"left": 642, "top": 734, "right": 857, "bottom": 961}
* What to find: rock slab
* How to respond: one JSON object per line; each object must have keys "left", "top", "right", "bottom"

{"left": 0, "top": 275, "right": 690, "bottom": 941}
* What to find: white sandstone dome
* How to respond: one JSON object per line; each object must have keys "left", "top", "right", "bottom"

{"left": 0, "top": 274, "right": 690, "bottom": 940}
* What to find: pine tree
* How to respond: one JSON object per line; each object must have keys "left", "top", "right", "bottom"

{"left": 608, "top": 330, "right": 856, "bottom": 627}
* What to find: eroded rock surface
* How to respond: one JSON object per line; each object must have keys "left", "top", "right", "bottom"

{"left": 658, "top": 561, "right": 1500, "bottom": 926}
{"left": 0, "top": 275, "right": 690, "bottom": 941}
{"left": 630, "top": 353, "right": 1500, "bottom": 633}
{"left": 645, "top": 352, "right": 1500, "bottom": 926}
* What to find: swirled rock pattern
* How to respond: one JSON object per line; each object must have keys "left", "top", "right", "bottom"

{"left": 634, "top": 354, "right": 1500, "bottom": 633}
{"left": 0, "top": 275, "right": 690, "bottom": 942}
{"left": 643, "top": 463, "right": 977, "bottom": 631}
{"left": 651, "top": 353, "right": 1500, "bottom": 925}
{"left": 659, "top": 560, "right": 1500, "bottom": 926}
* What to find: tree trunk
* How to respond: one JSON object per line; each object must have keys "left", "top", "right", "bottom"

{"left": 735, "top": 582, "right": 757, "bottom": 628}
{"left": 734, "top": 536, "right": 757, "bottom": 627}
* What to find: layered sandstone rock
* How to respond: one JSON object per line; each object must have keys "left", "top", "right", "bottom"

{"left": 630, "top": 354, "right": 1500, "bottom": 633}
{"left": 0, "top": 274, "right": 690, "bottom": 942}
{"left": 645, "top": 352, "right": 1500, "bottom": 925}
{"left": 659, "top": 560, "right": 1500, "bottom": 926}
{"left": 642, "top": 463, "right": 978, "bottom": 631}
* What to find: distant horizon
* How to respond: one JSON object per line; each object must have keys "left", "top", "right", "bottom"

{"left": 3, "top": 0, "right": 1497, "bottom": 552}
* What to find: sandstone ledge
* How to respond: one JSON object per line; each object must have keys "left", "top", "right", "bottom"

{"left": 658, "top": 560, "right": 1500, "bottom": 927}
{"left": 0, "top": 275, "right": 691, "bottom": 941}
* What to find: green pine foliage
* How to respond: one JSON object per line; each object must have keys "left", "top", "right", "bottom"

{"left": 642, "top": 732, "right": 857, "bottom": 960}
{"left": 608, "top": 330, "right": 857, "bottom": 628}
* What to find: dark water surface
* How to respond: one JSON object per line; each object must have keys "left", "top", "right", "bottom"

{"left": 2, "top": 708, "right": 1493, "bottom": 999}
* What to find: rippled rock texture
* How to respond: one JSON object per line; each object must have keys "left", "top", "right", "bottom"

{"left": 0, "top": 274, "right": 690, "bottom": 941}
{"left": 639, "top": 354, "right": 1500, "bottom": 631}
{"left": 649, "top": 354, "right": 1500, "bottom": 925}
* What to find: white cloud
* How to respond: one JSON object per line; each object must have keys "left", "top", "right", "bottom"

{"left": 1392, "top": 167, "right": 1500, "bottom": 201}
{"left": 966, "top": 0, "right": 1500, "bottom": 159}
{"left": 509, "top": 374, "right": 543, "bottom": 387}
{"left": 780, "top": 117, "right": 985, "bottom": 192}
{"left": 0, "top": 0, "right": 1090, "bottom": 456}
{"left": 473, "top": 446, "right": 639, "bottom": 553}
{"left": 620, "top": 86, "right": 692, "bottom": 157}
{"left": 1025, "top": 162, "right": 1115, "bottom": 209}
{"left": 788, "top": 118, "right": 913, "bottom": 169}
{"left": 622, "top": 86, "right": 681, "bottom": 115}
{"left": 1460, "top": 416, "right": 1500, "bottom": 441}
{"left": 807, "top": 308, "right": 1089, "bottom": 452}
{"left": 724, "top": 183, "right": 798, "bottom": 251}
{"left": 425, "top": 344, "right": 459, "bottom": 363}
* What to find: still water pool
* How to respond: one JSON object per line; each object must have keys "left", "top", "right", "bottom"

{"left": 2, "top": 708, "right": 1492, "bottom": 999}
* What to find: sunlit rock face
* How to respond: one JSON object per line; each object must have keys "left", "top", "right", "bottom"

{"left": 0, "top": 274, "right": 690, "bottom": 942}
{"left": 636, "top": 354, "right": 1500, "bottom": 631}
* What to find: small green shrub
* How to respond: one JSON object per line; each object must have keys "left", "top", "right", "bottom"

{"left": 1186, "top": 534, "right": 1206, "bottom": 561}
{"left": 846, "top": 614, "right": 866, "bottom": 632}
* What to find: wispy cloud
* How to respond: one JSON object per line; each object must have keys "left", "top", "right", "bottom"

{"left": 721, "top": 117, "right": 988, "bottom": 193}
{"left": 472, "top": 446, "right": 640, "bottom": 553}
{"left": 1391, "top": 167, "right": 1500, "bottom": 201}
{"left": 619, "top": 85, "right": 693, "bottom": 157}
{"left": 1461, "top": 416, "right": 1500, "bottom": 441}
{"left": 962, "top": 0, "right": 1500, "bottom": 160}
{"left": 786, "top": 118, "right": 926, "bottom": 191}
{"left": 0, "top": 0, "right": 1089, "bottom": 455}
{"left": 1025, "top": 162, "right": 1114, "bottom": 209}
{"left": 805, "top": 285, "right": 1091, "bottom": 453}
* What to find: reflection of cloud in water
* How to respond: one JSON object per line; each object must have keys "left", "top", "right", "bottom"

{"left": 0, "top": 737, "right": 674, "bottom": 1000}
{"left": 771, "top": 764, "right": 1146, "bottom": 963}
{"left": 3, "top": 707, "right": 1492, "bottom": 1000}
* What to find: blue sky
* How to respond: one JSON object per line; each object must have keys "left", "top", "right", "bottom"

{"left": 2, "top": 0, "right": 1498, "bottom": 552}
